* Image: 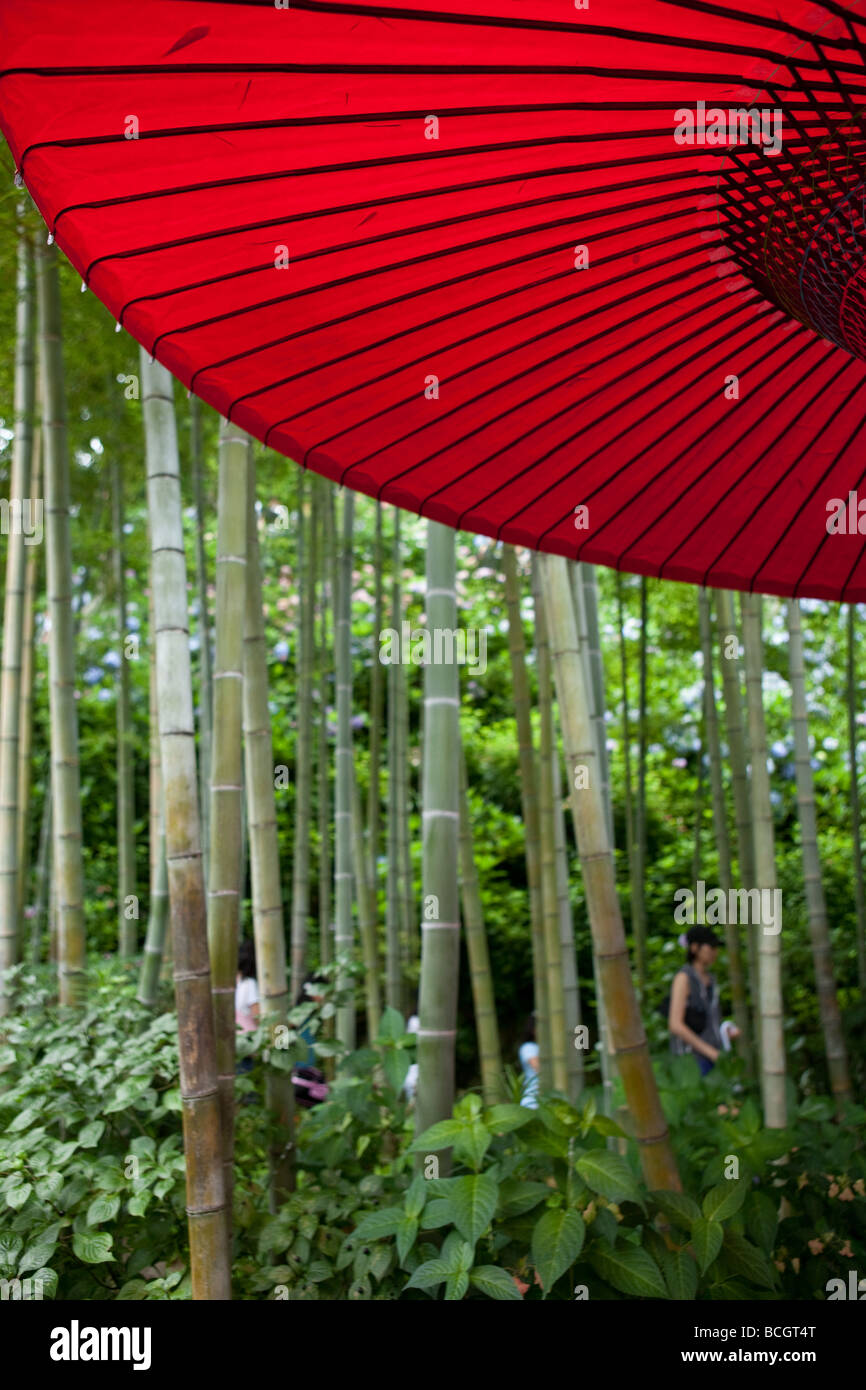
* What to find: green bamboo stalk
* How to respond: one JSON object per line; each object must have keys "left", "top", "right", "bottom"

{"left": 616, "top": 575, "right": 637, "bottom": 950}
{"left": 243, "top": 452, "right": 295, "bottom": 1203}
{"left": 458, "top": 739, "right": 503, "bottom": 1105}
{"left": 207, "top": 419, "right": 248, "bottom": 1244}
{"left": 290, "top": 476, "right": 314, "bottom": 1000}
{"left": 415, "top": 520, "right": 461, "bottom": 1147}
{"left": 741, "top": 594, "right": 786, "bottom": 1129}
{"left": 396, "top": 610, "right": 415, "bottom": 1013}
{"left": 0, "top": 220, "right": 35, "bottom": 997}
{"left": 533, "top": 560, "right": 568, "bottom": 1093}
{"left": 502, "top": 545, "right": 549, "bottom": 1081}
{"left": 691, "top": 718, "right": 705, "bottom": 888}
{"left": 317, "top": 478, "right": 332, "bottom": 970}
{"left": 140, "top": 350, "right": 229, "bottom": 1299}
{"left": 539, "top": 554, "right": 681, "bottom": 1192}
{"left": 848, "top": 605, "right": 866, "bottom": 992}
{"left": 190, "top": 395, "right": 213, "bottom": 892}
{"left": 351, "top": 757, "right": 381, "bottom": 1039}
{"left": 787, "top": 600, "right": 850, "bottom": 1105}
{"left": 633, "top": 577, "right": 648, "bottom": 991}
{"left": 30, "top": 790, "right": 51, "bottom": 966}
{"left": 580, "top": 565, "right": 614, "bottom": 846}
{"left": 16, "top": 384, "right": 41, "bottom": 932}
{"left": 553, "top": 727, "right": 584, "bottom": 1099}
{"left": 137, "top": 588, "right": 170, "bottom": 1005}
{"left": 36, "top": 242, "right": 85, "bottom": 1008}
{"left": 112, "top": 456, "right": 137, "bottom": 957}
{"left": 697, "top": 589, "right": 752, "bottom": 1071}
{"left": 368, "top": 500, "right": 385, "bottom": 892}
{"left": 385, "top": 511, "right": 402, "bottom": 1009}
{"left": 335, "top": 490, "right": 356, "bottom": 1048}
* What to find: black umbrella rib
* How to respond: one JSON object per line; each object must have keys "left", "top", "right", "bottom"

{"left": 251, "top": 247, "right": 711, "bottom": 445}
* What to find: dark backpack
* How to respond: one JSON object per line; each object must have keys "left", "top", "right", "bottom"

{"left": 660, "top": 968, "right": 712, "bottom": 1035}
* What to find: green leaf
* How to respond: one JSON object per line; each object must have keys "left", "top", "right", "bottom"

{"left": 531, "top": 1207, "right": 586, "bottom": 1294}
{"left": 6, "top": 1182, "right": 32, "bottom": 1210}
{"left": 405, "top": 1257, "right": 451, "bottom": 1291}
{"left": 745, "top": 1190, "right": 778, "bottom": 1255}
{"left": 660, "top": 1248, "right": 698, "bottom": 1301}
{"left": 722, "top": 1231, "right": 777, "bottom": 1290}
{"left": 117, "top": 1279, "right": 150, "bottom": 1300}
{"left": 30, "top": 1266, "right": 58, "bottom": 1299}
{"left": 127, "top": 1193, "right": 151, "bottom": 1218}
{"left": 383, "top": 1048, "right": 410, "bottom": 1095}
{"left": 376, "top": 1006, "right": 406, "bottom": 1043}
{"left": 7, "top": 1105, "right": 43, "bottom": 1133}
{"left": 306, "top": 1258, "right": 332, "bottom": 1284}
{"left": 454, "top": 1119, "right": 491, "bottom": 1172}
{"left": 691, "top": 1217, "right": 723, "bottom": 1274}
{"left": 590, "top": 1243, "right": 669, "bottom": 1299}
{"left": 77, "top": 1121, "right": 105, "bottom": 1148}
{"left": 396, "top": 1215, "right": 418, "bottom": 1264}
{"left": 469, "top": 1265, "right": 524, "bottom": 1300}
{"left": 483, "top": 1104, "right": 533, "bottom": 1134}
{"left": 702, "top": 1179, "right": 749, "bottom": 1223}
{"left": 449, "top": 1173, "right": 499, "bottom": 1245}
{"left": 419, "top": 1198, "right": 454, "bottom": 1231}
{"left": 403, "top": 1175, "right": 427, "bottom": 1221}
{"left": 650, "top": 1189, "right": 701, "bottom": 1227}
{"left": 0, "top": 1233, "right": 23, "bottom": 1274}
{"left": 18, "top": 1241, "right": 57, "bottom": 1274}
{"left": 575, "top": 1150, "right": 642, "bottom": 1206}
{"left": 409, "top": 1119, "right": 465, "bottom": 1153}
{"left": 590, "top": 1115, "right": 627, "bottom": 1139}
{"left": 497, "top": 1179, "right": 551, "bottom": 1219}
{"left": 444, "top": 1271, "right": 470, "bottom": 1300}
{"left": 589, "top": 1207, "right": 618, "bottom": 1248}
{"left": 87, "top": 1194, "right": 121, "bottom": 1226}
{"left": 351, "top": 1206, "right": 404, "bottom": 1242}
{"left": 72, "top": 1231, "right": 114, "bottom": 1265}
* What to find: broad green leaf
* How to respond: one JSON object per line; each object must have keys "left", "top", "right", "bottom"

{"left": 454, "top": 1092, "right": 483, "bottom": 1122}
{"left": 368, "top": 1243, "right": 393, "bottom": 1283}
{"left": 77, "top": 1121, "right": 105, "bottom": 1148}
{"left": 87, "top": 1194, "right": 121, "bottom": 1226}
{"left": 396, "top": 1215, "right": 418, "bottom": 1264}
{"left": 590, "top": 1115, "right": 627, "bottom": 1139}
{"left": 575, "top": 1150, "right": 642, "bottom": 1206}
{"left": 590, "top": 1243, "right": 669, "bottom": 1299}
{"left": 497, "top": 1179, "right": 550, "bottom": 1219}
{"left": 702, "top": 1179, "right": 749, "bottom": 1223}
{"left": 403, "top": 1175, "right": 427, "bottom": 1221}
{"left": 7, "top": 1105, "right": 43, "bottom": 1133}
{"left": 483, "top": 1104, "right": 533, "bottom": 1134}
{"left": 691, "top": 1217, "right": 723, "bottom": 1274}
{"left": 6, "top": 1182, "right": 32, "bottom": 1210}
{"left": 405, "top": 1257, "right": 451, "bottom": 1290}
{"left": 745, "top": 1190, "right": 778, "bottom": 1255}
{"left": 449, "top": 1173, "right": 499, "bottom": 1245}
{"left": 454, "top": 1119, "right": 491, "bottom": 1172}
{"left": 650, "top": 1189, "right": 701, "bottom": 1227}
{"left": 444, "top": 1271, "right": 469, "bottom": 1300}
{"left": 589, "top": 1206, "right": 618, "bottom": 1248}
{"left": 0, "top": 1233, "right": 22, "bottom": 1273}
{"left": 376, "top": 1006, "right": 406, "bottom": 1043}
{"left": 469, "top": 1265, "right": 524, "bottom": 1301}
{"left": 30, "top": 1266, "right": 58, "bottom": 1299}
{"left": 409, "top": 1119, "right": 465, "bottom": 1153}
{"left": 306, "top": 1258, "right": 332, "bottom": 1284}
{"left": 383, "top": 1048, "right": 410, "bottom": 1095}
{"left": 532, "top": 1207, "right": 585, "bottom": 1294}
{"left": 18, "top": 1241, "right": 57, "bottom": 1274}
{"left": 72, "top": 1231, "right": 114, "bottom": 1265}
{"left": 419, "top": 1198, "right": 454, "bottom": 1230}
{"left": 798, "top": 1096, "right": 834, "bottom": 1123}
{"left": 127, "top": 1193, "right": 151, "bottom": 1218}
{"left": 351, "top": 1206, "right": 404, "bottom": 1242}
{"left": 117, "top": 1279, "right": 149, "bottom": 1300}
{"left": 722, "top": 1232, "right": 777, "bottom": 1290}
{"left": 660, "top": 1248, "right": 698, "bottom": 1301}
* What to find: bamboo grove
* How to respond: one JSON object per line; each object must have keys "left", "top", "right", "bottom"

{"left": 1, "top": 213, "right": 865, "bottom": 1301}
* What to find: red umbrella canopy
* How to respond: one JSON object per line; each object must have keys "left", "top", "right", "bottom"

{"left": 2, "top": 0, "right": 866, "bottom": 598}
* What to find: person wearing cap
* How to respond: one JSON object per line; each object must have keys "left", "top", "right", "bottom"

{"left": 668, "top": 926, "right": 738, "bottom": 1075}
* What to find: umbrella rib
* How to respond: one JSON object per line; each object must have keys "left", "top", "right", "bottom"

{"left": 256, "top": 250, "right": 711, "bottom": 450}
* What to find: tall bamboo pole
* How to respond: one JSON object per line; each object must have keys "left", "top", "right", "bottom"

{"left": 847, "top": 605, "right": 866, "bottom": 992}
{"left": 207, "top": 419, "right": 248, "bottom": 1244}
{"left": 787, "top": 600, "right": 850, "bottom": 1104}
{"left": 243, "top": 452, "right": 294, "bottom": 1202}
{"left": 30, "top": 790, "right": 51, "bottom": 966}
{"left": 502, "top": 545, "right": 549, "bottom": 1080}
{"left": 616, "top": 575, "right": 638, "bottom": 955}
{"left": 138, "top": 588, "right": 170, "bottom": 1005}
{"left": 112, "top": 456, "right": 137, "bottom": 957}
{"left": 539, "top": 554, "right": 681, "bottom": 1191}
{"left": 385, "top": 512, "right": 402, "bottom": 1008}
{"left": 396, "top": 611, "right": 415, "bottom": 1012}
{"left": 317, "top": 479, "right": 332, "bottom": 971}
{"left": 553, "top": 729, "right": 584, "bottom": 1099}
{"left": 190, "top": 395, "right": 213, "bottom": 892}
{"left": 368, "top": 501, "right": 385, "bottom": 891}
{"left": 351, "top": 758, "right": 381, "bottom": 1038}
{"left": 458, "top": 739, "right": 503, "bottom": 1104}
{"left": 0, "top": 221, "right": 35, "bottom": 995}
{"left": 141, "top": 350, "right": 229, "bottom": 1299}
{"left": 741, "top": 594, "right": 786, "bottom": 1129}
{"left": 533, "top": 561, "right": 568, "bottom": 1092}
{"left": 633, "top": 577, "right": 648, "bottom": 991}
{"left": 16, "top": 432, "right": 41, "bottom": 930}
{"left": 697, "top": 589, "right": 752, "bottom": 1069}
{"left": 36, "top": 242, "right": 85, "bottom": 1007}
{"left": 580, "top": 565, "right": 614, "bottom": 846}
{"left": 290, "top": 477, "right": 314, "bottom": 1000}
{"left": 335, "top": 490, "right": 356, "bottom": 1048}
{"left": 415, "top": 520, "right": 461, "bottom": 1146}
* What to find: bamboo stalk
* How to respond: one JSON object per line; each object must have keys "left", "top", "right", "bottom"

{"left": 580, "top": 565, "right": 614, "bottom": 846}
{"left": 190, "top": 395, "right": 213, "bottom": 893}
{"left": 697, "top": 589, "right": 752, "bottom": 1070}
{"left": 243, "top": 451, "right": 295, "bottom": 1203}
{"left": 396, "top": 599, "right": 415, "bottom": 1014}
{"left": 16, "top": 415, "right": 41, "bottom": 932}
{"left": 317, "top": 478, "right": 332, "bottom": 971}
{"left": 0, "top": 220, "right": 35, "bottom": 997}
{"left": 36, "top": 242, "right": 85, "bottom": 1008}
{"left": 290, "top": 477, "right": 314, "bottom": 1000}
{"left": 458, "top": 739, "right": 503, "bottom": 1105}
{"left": 112, "top": 456, "right": 137, "bottom": 957}
{"left": 335, "top": 490, "right": 356, "bottom": 1048}
{"left": 415, "top": 520, "right": 461, "bottom": 1148}
{"left": 787, "top": 600, "right": 850, "bottom": 1104}
{"left": 207, "top": 419, "right": 248, "bottom": 1248}
{"left": 30, "top": 790, "right": 51, "bottom": 966}
{"left": 141, "top": 350, "right": 229, "bottom": 1299}
{"left": 502, "top": 545, "right": 549, "bottom": 1081}
{"left": 385, "top": 511, "right": 402, "bottom": 1009}
{"left": 539, "top": 554, "right": 681, "bottom": 1192}
{"left": 553, "top": 728, "right": 584, "bottom": 1099}
{"left": 351, "top": 757, "right": 381, "bottom": 1039}
{"left": 848, "top": 604, "right": 866, "bottom": 992}
{"left": 616, "top": 575, "right": 638, "bottom": 968}
{"left": 368, "top": 500, "right": 385, "bottom": 892}
{"left": 741, "top": 594, "right": 786, "bottom": 1129}
{"left": 137, "top": 585, "right": 170, "bottom": 1006}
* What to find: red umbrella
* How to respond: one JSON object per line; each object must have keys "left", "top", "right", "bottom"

{"left": 2, "top": 0, "right": 866, "bottom": 597}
